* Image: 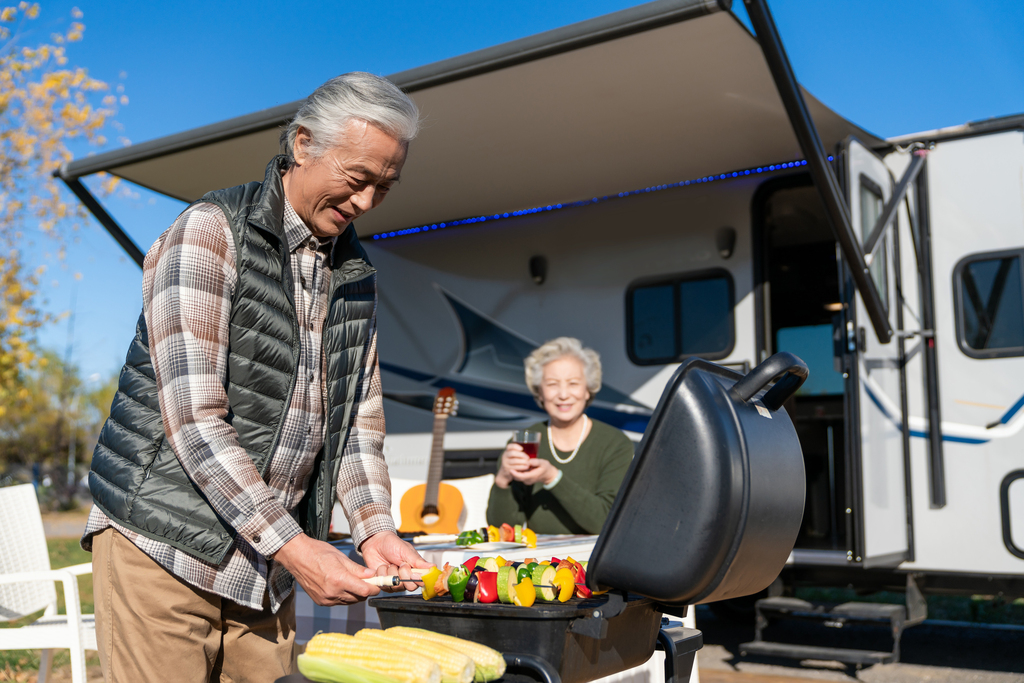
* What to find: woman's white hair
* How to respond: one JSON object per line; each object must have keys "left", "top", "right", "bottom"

{"left": 524, "top": 337, "right": 602, "bottom": 408}
{"left": 280, "top": 72, "right": 420, "bottom": 161}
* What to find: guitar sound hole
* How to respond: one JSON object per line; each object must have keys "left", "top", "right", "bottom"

{"left": 421, "top": 505, "right": 440, "bottom": 526}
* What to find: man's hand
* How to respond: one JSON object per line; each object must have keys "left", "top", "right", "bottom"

{"left": 361, "top": 531, "right": 434, "bottom": 593}
{"left": 512, "top": 458, "right": 559, "bottom": 487}
{"left": 495, "top": 443, "right": 532, "bottom": 488}
{"left": 273, "top": 533, "right": 378, "bottom": 606}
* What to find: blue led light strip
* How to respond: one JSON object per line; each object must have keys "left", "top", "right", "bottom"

{"left": 372, "top": 156, "right": 830, "bottom": 241}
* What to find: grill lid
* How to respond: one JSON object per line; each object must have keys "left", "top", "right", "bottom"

{"left": 588, "top": 352, "right": 808, "bottom": 606}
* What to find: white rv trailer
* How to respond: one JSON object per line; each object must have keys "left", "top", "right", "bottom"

{"left": 60, "top": 0, "right": 1024, "bottom": 606}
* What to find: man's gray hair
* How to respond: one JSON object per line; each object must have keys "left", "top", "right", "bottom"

{"left": 524, "top": 337, "right": 602, "bottom": 408}
{"left": 281, "top": 72, "right": 420, "bottom": 160}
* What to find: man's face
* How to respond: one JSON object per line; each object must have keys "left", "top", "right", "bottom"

{"left": 284, "top": 119, "right": 407, "bottom": 238}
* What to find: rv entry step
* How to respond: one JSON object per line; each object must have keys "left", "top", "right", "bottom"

{"left": 739, "top": 578, "right": 928, "bottom": 668}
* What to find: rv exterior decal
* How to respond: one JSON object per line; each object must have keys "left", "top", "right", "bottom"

{"left": 861, "top": 376, "right": 1024, "bottom": 445}
{"left": 381, "top": 288, "right": 654, "bottom": 434}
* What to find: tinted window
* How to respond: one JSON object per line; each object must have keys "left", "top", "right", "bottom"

{"left": 859, "top": 179, "right": 889, "bottom": 310}
{"left": 627, "top": 271, "right": 734, "bottom": 364}
{"left": 957, "top": 252, "right": 1024, "bottom": 358}
{"left": 631, "top": 284, "right": 675, "bottom": 361}
{"left": 680, "top": 277, "right": 732, "bottom": 355}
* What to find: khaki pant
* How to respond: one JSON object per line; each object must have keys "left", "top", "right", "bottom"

{"left": 92, "top": 528, "right": 296, "bottom": 683}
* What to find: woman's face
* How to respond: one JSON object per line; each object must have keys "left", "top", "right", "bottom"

{"left": 540, "top": 356, "right": 591, "bottom": 426}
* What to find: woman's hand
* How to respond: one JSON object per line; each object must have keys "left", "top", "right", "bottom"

{"left": 495, "top": 443, "right": 532, "bottom": 488}
{"left": 512, "top": 458, "right": 559, "bottom": 487}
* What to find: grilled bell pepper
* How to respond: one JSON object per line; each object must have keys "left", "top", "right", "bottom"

{"left": 523, "top": 528, "right": 537, "bottom": 548}
{"left": 477, "top": 571, "right": 499, "bottom": 603}
{"left": 513, "top": 578, "right": 536, "bottom": 607}
{"left": 516, "top": 563, "right": 533, "bottom": 583}
{"left": 447, "top": 565, "right": 471, "bottom": 602}
{"left": 486, "top": 525, "right": 500, "bottom": 542}
{"left": 420, "top": 566, "right": 442, "bottom": 601}
{"left": 574, "top": 564, "right": 592, "bottom": 598}
{"left": 456, "top": 530, "right": 483, "bottom": 546}
{"left": 462, "top": 556, "right": 480, "bottom": 572}
{"left": 553, "top": 567, "right": 575, "bottom": 603}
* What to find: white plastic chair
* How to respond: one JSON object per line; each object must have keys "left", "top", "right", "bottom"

{"left": 0, "top": 484, "right": 96, "bottom": 683}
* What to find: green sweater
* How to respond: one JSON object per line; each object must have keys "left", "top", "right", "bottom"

{"left": 486, "top": 419, "right": 634, "bottom": 535}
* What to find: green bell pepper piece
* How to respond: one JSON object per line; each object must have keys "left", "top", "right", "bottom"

{"left": 448, "top": 565, "right": 471, "bottom": 602}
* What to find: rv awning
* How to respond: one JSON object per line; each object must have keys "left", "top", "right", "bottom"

{"left": 60, "top": 0, "right": 883, "bottom": 239}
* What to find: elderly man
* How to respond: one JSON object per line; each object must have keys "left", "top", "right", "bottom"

{"left": 81, "top": 72, "right": 429, "bottom": 682}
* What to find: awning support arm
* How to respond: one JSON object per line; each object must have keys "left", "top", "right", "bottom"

{"left": 863, "top": 151, "right": 928, "bottom": 261}
{"left": 743, "top": 0, "right": 893, "bottom": 343}
{"left": 56, "top": 173, "right": 145, "bottom": 269}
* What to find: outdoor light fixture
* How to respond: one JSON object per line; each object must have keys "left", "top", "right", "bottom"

{"left": 372, "top": 157, "right": 830, "bottom": 242}
{"left": 716, "top": 227, "right": 737, "bottom": 259}
{"left": 529, "top": 255, "right": 548, "bottom": 285}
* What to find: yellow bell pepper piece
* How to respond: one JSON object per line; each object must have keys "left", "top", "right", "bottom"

{"left": 553, "top": 567, "right": 575, "bottom": 603}
{"left": 523, "top": 529, "right": 537, "bottom": 548}
{"left": 487, "top": 525, "right": 500, "bottom": 542}
{"left": 513, "top": 578, "right": 536, "bottom": 607}
{"left": 420, "top": 566, "right": 442, "bottom": 600}
{"left": 495, "top": 556, "right": 507, "bottom": 567}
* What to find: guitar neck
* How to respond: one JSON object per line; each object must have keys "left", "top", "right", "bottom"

{"left": 423, "top": 413, "right": 448, "bottom": 509}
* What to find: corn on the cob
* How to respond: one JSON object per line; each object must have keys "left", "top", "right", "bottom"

{"left": 383, "top": 627, "right": 505, "bottom": 682}
{"left": 297, "top": 653, "right": 402, "bottom": 683}
{"left": 355, "top": 629, "right": 475, "bottom": 683}
{"left": 304, "top": 632, "right": 441, "bottom": 683}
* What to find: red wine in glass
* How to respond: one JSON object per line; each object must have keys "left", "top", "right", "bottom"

{"left": 513, "top": 430, "right": 542, "bottom": 458}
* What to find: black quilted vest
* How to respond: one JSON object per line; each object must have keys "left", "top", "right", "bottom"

{"left": 88, "top": 156, "right": 376, "bottom": 564}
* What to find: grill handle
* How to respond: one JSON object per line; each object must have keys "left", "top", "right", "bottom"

{"left": 729, "top": 352, "right": 809, "bottom": 411}
{"left": 502, "top": 653, "right": 561, "bottom": 683}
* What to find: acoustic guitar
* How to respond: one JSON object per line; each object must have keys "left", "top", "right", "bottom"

{"left": 398, "top": 388, "right": 465, "bottom": 534}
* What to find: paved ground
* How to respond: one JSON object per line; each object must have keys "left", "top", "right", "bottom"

{"left": 695, "top": 605, "right": 1024, "bottom": 683}
{"left": 40, "top": 512, "right": 89, "bottom": 539}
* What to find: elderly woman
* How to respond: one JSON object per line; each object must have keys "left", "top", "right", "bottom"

{"left": 486, "top": 337, "right": 634, "bottom": 534}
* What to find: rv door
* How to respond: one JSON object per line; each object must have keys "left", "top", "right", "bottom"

{"left": 845, "top": 139, "right": 912, "bottom": 568}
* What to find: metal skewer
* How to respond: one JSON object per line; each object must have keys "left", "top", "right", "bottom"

{"left": 365, "top": 576, "right": 584, "bottom": 589}
{"left": 362, "top": 567, "right": 433, "bottom": 588}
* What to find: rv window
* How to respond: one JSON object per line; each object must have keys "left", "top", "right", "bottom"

{"left": 859, "top": 177, "right": 889, "bottom": 311}
{"left": 954, "top": 250, "right": 1024, "bottom": 359}
{"left": 627, "top": 270, "right": 734, "bottom": 364}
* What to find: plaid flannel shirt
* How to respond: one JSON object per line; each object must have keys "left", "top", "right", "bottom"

{"left": 84, "top": 197, "right": 394, "bottom": 612}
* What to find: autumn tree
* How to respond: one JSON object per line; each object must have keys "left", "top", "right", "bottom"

{"left": 0, "top": 348, "right": 117, "bottom": 506}
{"left": 0, "top": 2, "right": 119, "bottom": 415}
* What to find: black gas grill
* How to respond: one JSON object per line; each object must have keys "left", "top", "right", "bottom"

{"left": 282, "top": 353, "right": 809, "bottom": 683}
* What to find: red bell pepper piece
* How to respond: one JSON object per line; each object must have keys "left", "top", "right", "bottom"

{"left": 574, "top": 564, "right": 592, "bottom": 598}
{"left": 462, "top": 556, "right": 480, "bottom": 572}
{"left": 477, "top": 571, "right": 499, "bottom": 603}
{"left": 550, "top": 557, "right": 561, "bottom": 565}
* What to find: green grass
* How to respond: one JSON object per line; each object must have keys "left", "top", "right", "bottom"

{"left": 794, "top": 587, "right": 1024, "bottom": 625}
{"left": 1, "top": 539, "right": 99, "bottom": 677}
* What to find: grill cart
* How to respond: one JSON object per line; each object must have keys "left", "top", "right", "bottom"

{"left": 282, "top": 353, "right": 808, "bottom": 683}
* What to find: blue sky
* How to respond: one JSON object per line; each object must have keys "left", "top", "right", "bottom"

{"left": 19, "top": 0, "right": 1024, "bottom": 382}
